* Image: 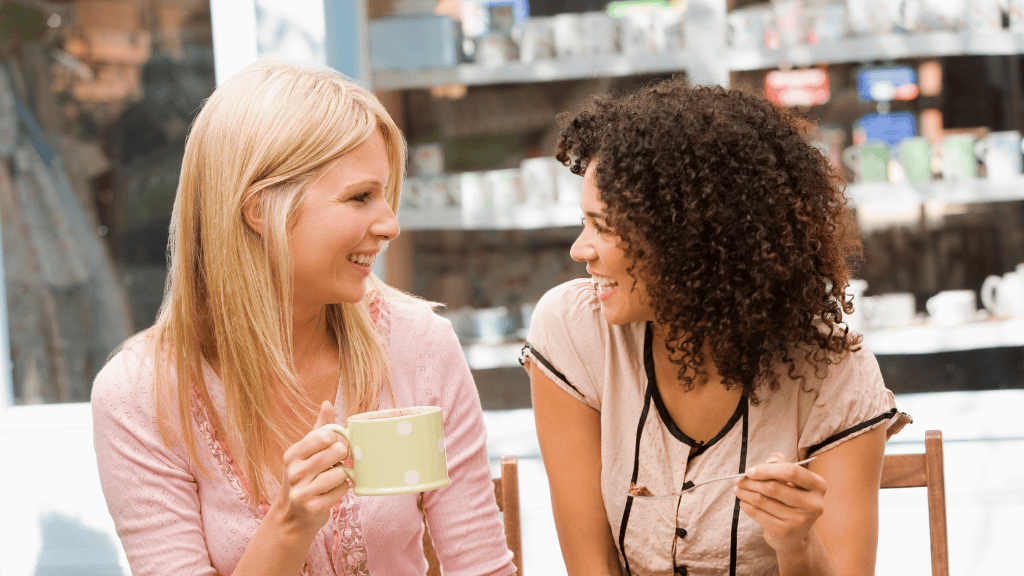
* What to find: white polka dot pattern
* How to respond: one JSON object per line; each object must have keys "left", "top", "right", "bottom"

{"left": 404, "top": 470, "right": 420, "bottom": 485}
{"left": 396, "top": 421, "right": 412, "bottom": 436}
{"left": 438, "top": 437, "right": 445, "bottom": 452}
{"left": 352, "top": 446, "right": 362, "bottom": 461}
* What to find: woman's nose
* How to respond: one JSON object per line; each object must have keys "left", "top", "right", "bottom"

{"left": 569, "top": 232, "right": 595, "bottom": 263}
{"left": 373, "top": 202, "right": 401, "bottom": 241}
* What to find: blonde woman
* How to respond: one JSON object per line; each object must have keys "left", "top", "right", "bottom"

{"left": 92, "top": 60, "right": 515, "bottom": 576}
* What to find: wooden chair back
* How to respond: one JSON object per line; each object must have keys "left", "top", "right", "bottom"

{"left": 880, "top": 429, "right": 948, "bottom": 576}
{"left": 424, "top": 455, "right": 522, "bottom": 575}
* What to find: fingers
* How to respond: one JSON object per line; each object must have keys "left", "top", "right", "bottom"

{"left": 284, "top": 437, "right": 350, "bottom": 484}
{"left": 314, "top": 400, "right": 335, "bottom": 429}
{"left": 733, "top": 482, "right": 823, "bottom": 520}
{"left": 745, "top": 461, "right": 826, "bottom": 494}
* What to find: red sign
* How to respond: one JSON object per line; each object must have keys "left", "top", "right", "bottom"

{"left": 765, "top": 68, "right": 830, "bottom": 107}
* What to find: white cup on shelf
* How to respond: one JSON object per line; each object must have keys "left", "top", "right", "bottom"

{"left": 861, "top": 292, "right": 917, "bottom": 329}
{"left": 925, "top": 289, "right": 978, "bottom": 326}
{"left": 965, "top": 0, "right": 1003, "bottom": 30}
{"left": 520, "top": 157, "right": 559, "bottom": 206}
{"left": 975, "top": 131, "right": 1024, "bottom": 181}
{"left": 981, "top": 266, "right": 1024, "bottom": 318}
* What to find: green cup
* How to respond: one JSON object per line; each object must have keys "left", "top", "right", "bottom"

{"left": 323, "top": 406, "right": 450, "bottom": 496}
{"left": 896, "top": 137, "right": 933, "bottom": 183}
{"left": 842, "top": 142, "right": 889, "bottom": 183}
{"left": 941, "top": 134, "right": 978, "bottom": 180}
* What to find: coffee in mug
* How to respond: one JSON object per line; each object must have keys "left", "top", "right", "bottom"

{"left": 323, "top": 406, "right": 450, "bottom": 496}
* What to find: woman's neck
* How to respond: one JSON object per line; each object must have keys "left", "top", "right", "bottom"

{"left": 650, "top": 322, "right": 744, "bottom": 443}
{"left": 291, "top": 304, "right": 334, "bottom": 368}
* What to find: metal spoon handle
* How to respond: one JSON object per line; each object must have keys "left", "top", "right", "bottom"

{"left": 628, "top": 456, "right": 817, "bottom": 501}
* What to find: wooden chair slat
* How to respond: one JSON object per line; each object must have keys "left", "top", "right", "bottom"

{"left": 880, "top": 430, "right": 949, "bottom": 576}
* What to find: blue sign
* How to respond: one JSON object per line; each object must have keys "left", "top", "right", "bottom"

{"left": 856, "top": 112, "right": 917, "bottom": 148}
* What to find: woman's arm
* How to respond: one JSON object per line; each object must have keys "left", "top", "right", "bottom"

{"left": 530, "top": 362, "right": 622, "bottom": 576}
{"left": 733, "top": 424, "right": 887, "bottom": 576}
{"left": 418, "top": 315, "right": 516, "bottom": 576}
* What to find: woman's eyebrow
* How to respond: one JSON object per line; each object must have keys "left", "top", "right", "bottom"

{"left": 584, "top": 210, "right": 606, "bottom": 220}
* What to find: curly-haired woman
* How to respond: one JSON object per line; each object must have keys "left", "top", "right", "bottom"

{"left": 522, "top": 77, "right": 910, "bottom": 576}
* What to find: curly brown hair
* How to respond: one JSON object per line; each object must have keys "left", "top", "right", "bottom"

{"left": 555, "top": 77, "right": 863, "bottom": 400}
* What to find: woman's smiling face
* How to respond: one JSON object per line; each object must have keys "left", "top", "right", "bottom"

{"left": 569, "top": 162, "right": 655, "bottom": 325}
{"left": 288, "top": 131, "right": 399, "bottom": 308}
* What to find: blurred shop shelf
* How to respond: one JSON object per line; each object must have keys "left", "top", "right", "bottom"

{"left": 727, "top": 30, "right": 1024, "bottom": 72}
{"left": 863, "top": 317, "right": 1024, "bottom": 355}
{"left": 461, "top": 318, "right": 1024, "bottom": 370}
{"left": 372, "top": 51, "right": 713, "bottom": 90}
{"left": 373, "top": 31, "right": 1024, "bottom": 90}
{"left": 849, "top": 177, "right": 1024, "bottom": 207}
{"left": 398, "top": 204, "right": 581, "bottom": 230}
{"left": 400, "top": 178, "right": 1024, "bottom": 231}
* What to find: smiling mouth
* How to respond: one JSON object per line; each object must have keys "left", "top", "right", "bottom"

{"left": 591, "top": 274, "right": 618, "bottom": 295}
{"left": 347, "top": 253, "right": 377, "bottom": 267}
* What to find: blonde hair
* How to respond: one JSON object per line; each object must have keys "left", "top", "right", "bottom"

{"left": 149, "top": 59, "right": 408, "bottom": 505}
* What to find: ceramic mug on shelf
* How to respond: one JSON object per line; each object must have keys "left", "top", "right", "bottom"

{"left": 520, "top": 157, "right": 559, "bottom": 206}
{"left": 895, "top": 136, "right": 934, "bottom": 183}
{"left": 842, "top": 141, "right": 889, "bottom": 183}
{"left": 321, "top": 406, "right": 450, "bottom": 496}
{"left": 980, "top": 265, "right": 1024, "bottom": 318}
{"left": 965, "top": 0, "right": 1004, "bottom": 30}
{"left": 727, "top": 6, "right": 769, "bottom": 49}
{"left": 974, "top": 131, "right": 1024, "bottom": 181}
{"left": 940, "top": 134, "right": 978, "bottom": 180}
{"left": 916, "top": 0, "right": 967, "bottom": 31}
{"left": 1011, "top": 0, "right": 1024, "bottom": 32}
{"left": 925, "top": 289, "right": 978, "bottom": 326}
{"left": 861, "top": 292, "right": 916, "bottom": 329}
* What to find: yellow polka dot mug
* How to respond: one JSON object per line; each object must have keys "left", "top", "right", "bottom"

{"left": 322, "top": 406, "right": 450, "bottom": 496}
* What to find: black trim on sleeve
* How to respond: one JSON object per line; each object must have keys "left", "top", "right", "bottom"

{"left": 804, "top": 408, "right": 898, "bottom": 457}
{"left": 520, "top": 342, "right": 584, "bottom": 398}
{"left": 728, "top": 399, "right": 749, "bottom": 576}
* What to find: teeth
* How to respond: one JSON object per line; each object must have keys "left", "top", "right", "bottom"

{"left": 591, "top": 274, "right": 618, "bottom": 293}
{"left": 347, "top": 253, "right": 376, "bottom": 267}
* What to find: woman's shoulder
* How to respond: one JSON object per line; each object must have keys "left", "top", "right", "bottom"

{"left": 788, "top": 340, "right": 884, "bottom": 396}
{"left": 532, "top": 278, "right": 605, "bottom": 333}
{"left": 92, "top": 335, "right": 158, "bottom": 400}
{"left": 384, "top": 293, "right": 449, "bottom": 336}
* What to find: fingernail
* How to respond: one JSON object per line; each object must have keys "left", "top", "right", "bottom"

{"left": 747, "top": 466, "right": 757, "bottom": 477}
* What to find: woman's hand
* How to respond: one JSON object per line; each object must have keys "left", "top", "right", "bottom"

{"left": 269, "top": 400, "right": 351, "bottom": 538}
{"left": 733, "top": 453, "right": 828, "bottom": 553}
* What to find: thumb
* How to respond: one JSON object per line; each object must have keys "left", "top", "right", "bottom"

{"left": 314, "top": 400, "right": 336, "bottom": 429}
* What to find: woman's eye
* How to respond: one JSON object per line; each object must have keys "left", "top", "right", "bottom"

{"left": 351, "top": 192, "right": 371, "bottom": 203}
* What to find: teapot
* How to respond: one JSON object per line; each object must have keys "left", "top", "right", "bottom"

{"left": 980, "top": 265, "right": 1024, "bottom": 318}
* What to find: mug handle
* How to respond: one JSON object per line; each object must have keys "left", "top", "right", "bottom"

{"left": 974, "top": 137, "right": 989, "bottom": 162}
{"left": 321, "top": 423, "right": 355, "bottom": 478}
{"left": 841, "top": 146, "right": 860, "bottom": 170}
{"left": 980, "top": 275, "right": 1002, "bottom": 314}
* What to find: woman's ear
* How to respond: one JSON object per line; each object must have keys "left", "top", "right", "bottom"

{"left": 241, "top": 192, "right": 265, "bottom": 237}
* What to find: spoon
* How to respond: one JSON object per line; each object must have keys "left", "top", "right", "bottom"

{"left": 627, "top": 456, "right": 817, "bottom": 501}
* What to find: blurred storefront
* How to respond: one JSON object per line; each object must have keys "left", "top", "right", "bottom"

{"left": 0, "top": 1, "right": 214, "bottom": 573}
{"left": 1, "top": 0, "right": 214, "bottom": 407}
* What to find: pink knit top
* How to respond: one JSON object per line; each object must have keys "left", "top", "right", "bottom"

{"left": 92, "top": 297, "right": 516, "bottom": 576}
